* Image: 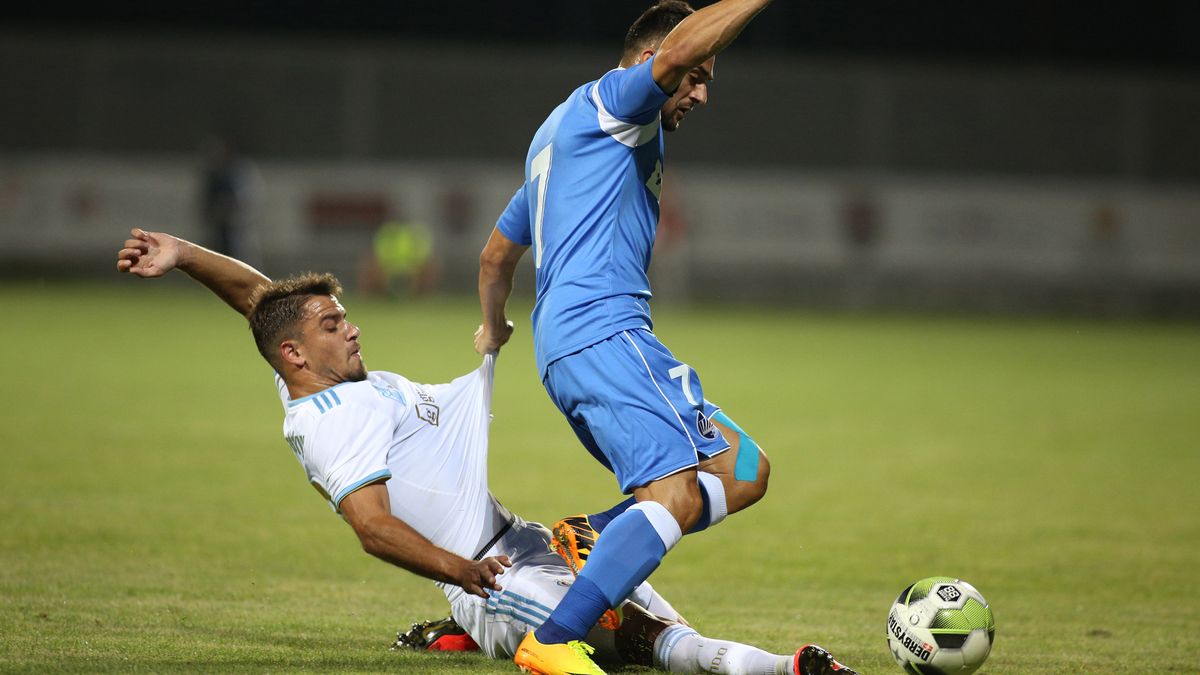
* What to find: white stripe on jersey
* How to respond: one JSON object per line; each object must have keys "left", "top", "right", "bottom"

{"left": 591, "top": 80, "right": 659, "bottom": 148}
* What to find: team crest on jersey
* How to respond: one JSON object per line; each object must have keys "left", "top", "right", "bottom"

{"left": 646, "top": 159, "right": 662, "bottom": 200}
{"left": 696, "top": 411, "right": 719, "bottom": 440}
{"left": 417, "top": 403, "right": 440, "bottom": 426}
{"left": 413, "top": 387, "right": 439, "bottom": 426}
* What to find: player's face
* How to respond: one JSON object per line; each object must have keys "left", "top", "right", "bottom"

{"left": 297, "top": 295, "right": 367, "bottom": 384}
{"left": 661, "top": 58, "right": 714, "bottom": 132}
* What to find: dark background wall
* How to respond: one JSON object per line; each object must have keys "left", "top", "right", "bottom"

{"left": 2, "top": 30, "right": 1198, "bottom": 181}
{"left": 6, "top": 1, "right": 1199, "bottom": 70}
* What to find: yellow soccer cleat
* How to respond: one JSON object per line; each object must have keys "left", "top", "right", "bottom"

{"left": 514, "top": 631, "right": 606, "bottom": 675}
{"left": 549, "top": 515, "right": 621, "bottom": 630}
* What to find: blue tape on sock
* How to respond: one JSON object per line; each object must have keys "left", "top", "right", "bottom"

{"left": 712, "top": 410, "right": 760, "bottom": 482}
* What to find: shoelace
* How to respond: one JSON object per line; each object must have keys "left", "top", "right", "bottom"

{"left": 567, "top": 640, "right": 596, "bottom": 659}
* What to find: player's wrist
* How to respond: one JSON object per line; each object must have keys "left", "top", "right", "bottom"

{"left": 435, "top": 552, "right": 471, "bottom": 585}
{"left": 174, "top": 237, "right": 196, "bottom": 272}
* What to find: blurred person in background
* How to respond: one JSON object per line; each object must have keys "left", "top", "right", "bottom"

{"left": 358, "top": 217, "right": 440, "bottom": 298}
{"left": 199, "top": 135, "right": 263, "bottom": 268}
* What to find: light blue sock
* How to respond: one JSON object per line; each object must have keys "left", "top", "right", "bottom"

{"left": 579, "top": 502, "right": 682, "bottom": 607}
{"left": 534, "top": 576, "right": 609, "bottom": 644}
{"left": 588, "top": 496, "right": 636, "bottom": 533}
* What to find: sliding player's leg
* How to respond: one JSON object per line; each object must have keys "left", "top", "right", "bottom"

{"left": 406, "top": 587, "right": 857, "bottom": 674}
{"left": 611, "top": 601, "right": 858, "bottom": 675}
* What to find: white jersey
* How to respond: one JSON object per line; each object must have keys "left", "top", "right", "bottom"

{"left": 273, "top": 353, "right": 681, "bottom": 658}
{"left": 276, "top": 354, "right": 512, "bottom": 593}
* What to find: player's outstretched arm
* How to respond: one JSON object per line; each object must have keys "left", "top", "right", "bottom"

{"left": 117, "top": 228, "right": 270, "bottom": 318}
{"left": 652, "top": 0, "right": 773, "bottom": 93}
{"left": 340, "top": 484, "right": 512, "bottom": 598}
{"left": 476, "top": 226, "right": 528, "bottom": 355}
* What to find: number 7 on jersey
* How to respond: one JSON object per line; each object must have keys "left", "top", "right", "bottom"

{"left": 531, "top": 143, "right": 553, "bottom": 269}
{"left": 669, "top": 364, "right": 699, "bottom": 406}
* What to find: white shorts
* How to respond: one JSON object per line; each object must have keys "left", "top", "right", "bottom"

{"left": 446, "top": 517, "right": 679, "bottom": 659}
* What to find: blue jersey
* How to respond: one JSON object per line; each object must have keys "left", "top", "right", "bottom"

{"left": 497, "top": 57, "right": 670, "bottom": 378}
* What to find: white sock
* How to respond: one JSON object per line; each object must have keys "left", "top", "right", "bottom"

{"left": 697, "top": 471, "right": 729, "bottom": 528}
{"left": 627, "top": 582, "right": 683, "bottom": 623}
{"left": 654, "top": 624, "right": 792, "bottom": 675}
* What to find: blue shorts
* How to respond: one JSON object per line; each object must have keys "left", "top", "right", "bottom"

{"left": 543, "top": 329, "right": 730, "bottom": 493}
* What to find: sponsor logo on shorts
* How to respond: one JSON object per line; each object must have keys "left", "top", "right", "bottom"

{"left": 696, "top": 411, "right": 719, "bottom": 440}
{"left": 936, "top": 584, "right": 962, "bottom": 603}
{"left": 889, "top": 609, "right": 933, "bottom": 662}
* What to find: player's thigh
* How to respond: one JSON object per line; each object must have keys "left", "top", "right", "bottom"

{"left": 696, "top": 413, "right": 771, "bottom": 513}
{"left": 545, "top": 329, "right": 729, "bottom": 492}
{"left": 452, "top": 562, "right": 575, "bottom": 659}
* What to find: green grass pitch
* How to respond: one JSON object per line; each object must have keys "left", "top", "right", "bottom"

{"left": 2, "top": 281, "right": 1197, "bottom": 673}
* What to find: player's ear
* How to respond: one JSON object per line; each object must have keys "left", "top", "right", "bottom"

{"left": 280, "top": 340, "right": 305, "bottom": 368}
{"left": 639, "top": 48, "right": 656, "bottom": 65}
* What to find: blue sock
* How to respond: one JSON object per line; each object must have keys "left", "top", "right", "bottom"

{"left": 534, "top": 576, "right": 608, "bottom": 644}
{"left": 588, "top": 496, "right": 635, "bottom": 533}
{"left": 579, "top": 507, "right": 669, "bottom": 606}
{"left": 538, "top": 507, "right": 673, "bottom": 643}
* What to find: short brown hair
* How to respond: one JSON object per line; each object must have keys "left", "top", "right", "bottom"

{"left": 622, "top": 1, "right": 695, "bottom": 63}
{"left": 247, "top": 272, "right": 343, "bottom": 373}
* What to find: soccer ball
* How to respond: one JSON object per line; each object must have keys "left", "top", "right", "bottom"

{"left": 886, "top": 576, "right": 995, "bottom": 674}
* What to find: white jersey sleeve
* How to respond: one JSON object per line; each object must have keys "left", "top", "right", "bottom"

{"left": 305, "top": 404, "right": 393, "bottom": 509}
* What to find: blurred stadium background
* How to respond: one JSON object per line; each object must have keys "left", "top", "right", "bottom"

{"left": 3, "top": 2, "right": 1199, "bottom": 673}
{"left": 2, "top": 1, "right": 1198, "bottom": 313}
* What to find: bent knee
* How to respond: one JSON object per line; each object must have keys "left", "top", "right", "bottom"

{"left": 726, "top": 451, "right": 770, "bottom": 514}
{"left": 658, "top": 485, "right": 705, "bottom": 534}
{"left": 750, "top": 451, "right": 770, "bottom": 500}
{"left": 668, "top": 490, "right": 705, "bottom": 534}
{"left": 635, "top": 472, "right": 705, "bottom": 534}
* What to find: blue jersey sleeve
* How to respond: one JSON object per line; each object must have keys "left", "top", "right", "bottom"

{"left": 594, "top": 56, "right": 670, "bottom": 125}
{"left": 496, "top": 183, "right": 532, "bottom": 246}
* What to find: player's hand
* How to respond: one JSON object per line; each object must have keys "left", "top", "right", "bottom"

{"left": 457, "top": 555, "right": 512, "bottom": 598}
{"left": 117, "top": 228, "right": 183, "bottom": 278}
{"left": 474, "top": 321, "right": 514, "bottom": 355}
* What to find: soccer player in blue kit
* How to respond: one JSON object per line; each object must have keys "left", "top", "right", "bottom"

{"left": 476, "top": 2, "right": 854, "bottom": 674}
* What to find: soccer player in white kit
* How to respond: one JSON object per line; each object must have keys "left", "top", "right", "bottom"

{"left": 117, "top": 228, "right": 854, "bottom": 675}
